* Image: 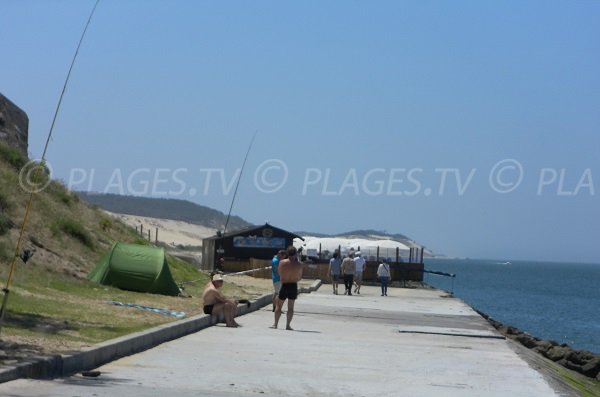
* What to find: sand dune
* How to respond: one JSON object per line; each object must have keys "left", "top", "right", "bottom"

{"left": 105, "top": 211, "right": 217, "bottom": 247}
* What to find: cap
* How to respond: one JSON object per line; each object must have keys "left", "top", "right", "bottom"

{"left": 212, "top": 274, "right": 224, "bottom": 282}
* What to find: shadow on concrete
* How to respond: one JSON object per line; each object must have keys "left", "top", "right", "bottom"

{"left": 61, "top": 372, "right": 135, "bottom": 387}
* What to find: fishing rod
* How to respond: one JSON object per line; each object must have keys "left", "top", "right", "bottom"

{"left": 178, "top": 132, "right": 258, "bottom": 289}
{"left": 223, "top": 130, "right": 257, "bottom": 235}
{"left": 0, "top": 0, "right": 101, "bottom": 334}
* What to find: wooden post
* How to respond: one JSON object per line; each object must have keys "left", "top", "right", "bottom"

{"left": 396, "top": 247, "right": 399, "bottom": 264}
{"left": 319, "top": 243, "right": 322, "bottom": 259}
{"left": 376, "top": 246, "right": 380, "bottom": 262}
{"left": 140, "top": 224, "right": 144, "bottom": 237}
{"left": 155, "top": 227, "right": 159, "bottom": 244}
{"left": 420, "top": 247, "right": 424, "bottom": 263}
{"left": 148, "top": 230, "right": 151, "bottom": 241}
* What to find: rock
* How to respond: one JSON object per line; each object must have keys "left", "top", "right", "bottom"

{"left": 515, "top": 334, "right": 538, "bottom": 349}
{"left": 533, "top": 340, "right": 553, "bottom": 355}
{"left": 565, "top": 361, "right": 584, "bottom": 373}
{"left": 545, "top": 346, "right": 570, "bottom": 362}
{"left": 566, "top": 350, "right": 593, "bottom": 366}
{"left": 0, "top": 93, "right": 29, "bottom": 156}
{"left": 581, "top": 358, "right": 600, "bottom": 378}
{"left": 505, "top": 326, "right": 520, "bottom": 335}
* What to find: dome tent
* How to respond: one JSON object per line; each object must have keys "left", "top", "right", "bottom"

{"left": 88, "top": 243, "right": 180, "bottom": 296}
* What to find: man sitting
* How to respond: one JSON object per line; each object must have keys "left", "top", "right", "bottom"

{"left": 202, "top": 274, "right": 240, "bottom": 328}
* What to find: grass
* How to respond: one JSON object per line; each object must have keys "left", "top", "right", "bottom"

{"left": 0, "top": 144, "right": 27, "bottom": 170}
{"left": 45, "top": 182, "right": 80, "bottom": 207}
{"left": 0, "top": 213, "right": 13, "bottom": 236}
{"left": 0, "top": 153, "right": 271, "bottom": 362}
{"left": 0, "top": 189, "right": 9, "bottom": 212}
{"left": 553, "top": 359, "right": 600, "bottom": 396}
{"left": 0, "top": 240, "right": 10, "bottom": 262}
{"left": 51, "top": 218, "right": 95, "bottom": 249}
{"left": 1, "top": 256, "right": 266, "bottom": 350}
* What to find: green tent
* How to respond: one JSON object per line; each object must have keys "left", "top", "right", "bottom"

{"left": 88, "top": 243, "right": 180, "bottom": 296}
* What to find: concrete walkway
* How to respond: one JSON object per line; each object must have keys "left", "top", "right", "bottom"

{"left": 0, "top": 286, "right": 564, "bottom": 397}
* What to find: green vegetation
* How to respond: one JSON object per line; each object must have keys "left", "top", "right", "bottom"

{"left": 0, "top": 189, "right": 9, "bottom": 212}
{"left": 0, "top": 240, "right": 10, "bottom": 262}
{"left": 0, "top": 144, "right": 268, "bottom": 359}
{"left": 51, "top": 218, "right": 95, "bottom": 249}
{"left": 47, "top": 182, "right": 78, "bottom": 207}
{"left": 0, "top": 144, "right": 27, "bottom": 170}
{"left": 100, "top": 217, "right": 112, "bottom": 231}
{"left": 77, "top": 192, "right": 252, "bottom": 230}
{"left": 0, "top": 213, "right": 13, "bottom": 236}
{"left": 553, "top": 360, "right": 600, "bottom": 397}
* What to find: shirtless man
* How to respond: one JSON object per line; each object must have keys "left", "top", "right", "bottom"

{"left": 202, "top": 274, "right": 240, "bottom": 328}
{"left": 272, "top": 245, "right": 303, "bottom": 330}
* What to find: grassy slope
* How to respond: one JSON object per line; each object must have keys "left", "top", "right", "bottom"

{"left": 0, "top": 144, "right": 261, "bottom": 356}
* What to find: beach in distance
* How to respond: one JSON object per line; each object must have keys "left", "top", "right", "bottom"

{"left": 424, "top": 258, "right": 600, "bottom": 354}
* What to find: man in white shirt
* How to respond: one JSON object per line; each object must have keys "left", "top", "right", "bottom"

{"left": 341, "top": 253, "right": 356, "bottom": 296}
{"left": 353, "top": 251, "right": 366, "bottom": 294}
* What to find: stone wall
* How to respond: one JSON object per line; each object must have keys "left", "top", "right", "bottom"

{"left": 0, "top": 93, "right": 29, "bottom": 156}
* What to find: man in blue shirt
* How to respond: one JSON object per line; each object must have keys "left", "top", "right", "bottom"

{"left": 272, "top": 250, "right": 286, "bottom": 311}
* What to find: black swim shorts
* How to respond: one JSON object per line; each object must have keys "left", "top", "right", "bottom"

{"left": 278, "top": 282, "right": 298, "bottom": 300}
{"left": 203, "top": 304, "right": 214, "bottom": 315}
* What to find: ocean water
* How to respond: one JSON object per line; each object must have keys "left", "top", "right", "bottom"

{"left": 423, "top": 258, "right": 600, "bottom": 354}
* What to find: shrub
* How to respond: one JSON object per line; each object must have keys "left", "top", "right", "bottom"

{"left": 100, "top": 218, "right": 112, "bottom": 232}
{"left": 0, "top": 143, "right": 27, "bottom": 170}
{"left": 0, "top": 213, "right": 14, "bottom": 236}
{"left": 52, "top": 218, "right": 94, "bottom": 249}
{"left": 47, "top": 182, "right": 79, "bottom": 207}
{"left": 0, "top": 241, "right": 10, "bottom": 262}
{"left": 0, "top": 190, "right": 9, "bottom": 212}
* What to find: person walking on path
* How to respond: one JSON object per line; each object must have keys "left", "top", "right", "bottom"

{"left": 377, "top": 260, "right": 391, "bottom": 296}
{"left": 328, "top": 251, "right": 342, "bottom": 294}
{"left": 272, "top": 245, "right": 303, "bottom": 330}
{"left": 341, "top": 253, "right": 356, "bottom": 296}
{"left": 271, "top": 250, "right": 286, "bottom": 311}
{"left": 202, "top": 274, "right": 241, "bottom": 327}
{"left": 353, "top": 251, "right": 365, "bottom": 294}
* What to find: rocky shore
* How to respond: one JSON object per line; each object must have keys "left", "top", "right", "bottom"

{"left": 477, "top": 310, "right": 600, "bottom": 381}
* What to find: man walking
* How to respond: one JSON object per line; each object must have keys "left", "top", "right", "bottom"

{"left": 377, "top": 260, "right": 391, "bottom": 296}
{"left": 328, "top": 251, "right": 342, "bottom": 294}
{"left": 353, "top": 251, "right": 365, "bottom": 294}
{"left": 272, "top": 246, "right": 303, "bottom": 330}
{"left": 271, "top": 250, "right": 286, "bottom": 311}
{"left": 341, "top": 252, "right": 356, "bottom": 296}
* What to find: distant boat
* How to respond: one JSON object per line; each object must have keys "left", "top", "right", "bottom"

{"left": 496, "top": 261, "right": 512, "bottom": 265}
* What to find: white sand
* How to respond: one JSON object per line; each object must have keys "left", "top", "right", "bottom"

{"left": 105, "top": 211, "right": 217, "bottom": 247}
{"left": 105, "top": 212, "right": 415, "bottom": 260}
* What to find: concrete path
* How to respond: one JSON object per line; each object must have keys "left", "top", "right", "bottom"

{"left": 0, "top": 286, "right": 562, "bottom": 397}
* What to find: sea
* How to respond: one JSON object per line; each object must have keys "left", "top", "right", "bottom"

{"left": 422, "top": 258, "right": 600, "bottom": 355}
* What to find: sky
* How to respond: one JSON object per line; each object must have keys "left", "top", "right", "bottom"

{"left": 2, "top": 1, "right": 599, "bottom": 263}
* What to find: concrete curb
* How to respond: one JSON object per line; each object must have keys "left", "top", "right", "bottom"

{"left": 0, "top": 280, "right": 322, "bottom": 384}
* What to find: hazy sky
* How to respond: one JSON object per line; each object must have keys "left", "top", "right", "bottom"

{"left": 2, "top": 1, "right": 599, "bottom": 263}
